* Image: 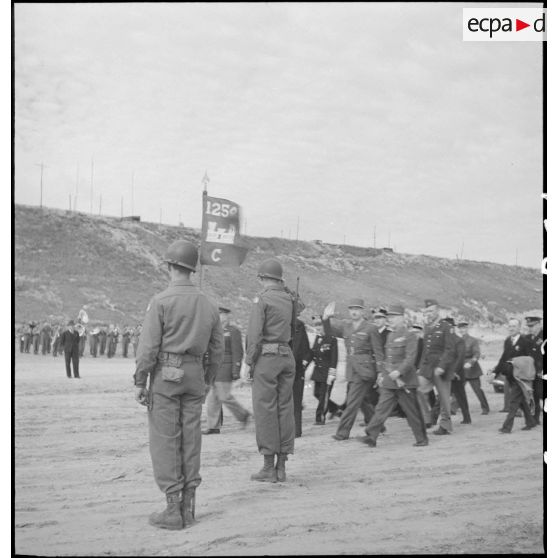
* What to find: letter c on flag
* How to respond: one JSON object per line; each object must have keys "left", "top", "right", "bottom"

{"left": 211, "top": 248, "right": 222, "bottom": 262}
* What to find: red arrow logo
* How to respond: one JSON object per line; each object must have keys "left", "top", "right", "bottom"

{"left": 516, "top": 19, "right": 530, "bottom": 31}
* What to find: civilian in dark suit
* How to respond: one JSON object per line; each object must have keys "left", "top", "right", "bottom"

{"left": 445, "top": 318, "right": 471, "bottom": 424}
{"left": 494, "top": 318, "right": 532, "bottom": 413}
{"left": 59, "top": 320, "right": 81, "bottom": 378}
{"left": 526, "top": 316, "right": 544, "bottom": 425}
{"left": 292, "top": 303, "right": 312, "bottom": 438}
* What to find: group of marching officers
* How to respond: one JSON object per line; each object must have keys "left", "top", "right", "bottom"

{"left": 131, "top": 241, "right": 544, "bottom": 531}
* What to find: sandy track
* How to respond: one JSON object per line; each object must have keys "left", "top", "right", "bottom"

{"left": 15, "top": 353, "right": 543, "bottom": 556}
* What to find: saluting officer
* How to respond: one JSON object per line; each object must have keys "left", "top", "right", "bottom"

{"left": 309, "top": 316, "right": 338, "bottom": 424}
{"left": 203, "top": 306, "right": 250, "bottom": 434}
{"left": 416, "top": 299, "right": 456, "bottom": 435}
{"left": 245, "top": 258, "right": 296, "bottom": 483}
{"left": 134, "top": 240, "right": 223, "bottom": 530}
{"left": 322, "top": 298, "right": 385, "bottom": 441}
{"left": 457, "top": 321, "right": 490, "bottom": 415}
{"left": 360, "top": 305, "right": 427, "bottom": 447}
{"left": 525, "top": 315, "right": 544, "bottom": 425}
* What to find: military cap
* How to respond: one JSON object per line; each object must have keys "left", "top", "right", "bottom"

{"left": 411, "top": 324, "right": 423, "bottom": 331}
{"left": 347, "top": 298, "right": 365, "bottom": 309}
{"left": 67, "top": 319, "right": 75, "bottom": 326}
{"left": 424, "top": 298, "right": 439, "bottom": 308}
{"left": 525, "top": 316, "right": 542, "bottom": 325}
{"left": 442, "top": 317, "right": 456, "bottom": 326}
{"left": 386, "top": 304, "right": 405, "bottom": 316}
{"left": 373, "top": 307, "right": 388, "bottom": 318}
{"left": 218, "top": 306, "right": 231, "bottom": 314}
{"left": 457, "top": 321, "right": 469, "bottom": 327}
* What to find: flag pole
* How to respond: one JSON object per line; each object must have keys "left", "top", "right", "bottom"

{"left": 200, "top": 171, "right": 210, "bottom": 289}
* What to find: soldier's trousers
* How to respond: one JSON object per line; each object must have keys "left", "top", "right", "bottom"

{"left": 336, "top": 373, "right": 375, "bottom": 438}
{"left": 465, "top": 378, "right": 490, "bottom": 413}
{"left": 252, "top": 352, "right": 296, "bottom": 455}
{"left": 33, "top": 336, "right": 39, "bottom": 354}
{"left": 99, "top": 340, "right": 106, "bottom": 356}
{"left": 450, "top": 378, "right": 471, "bottom": 422}
{"left": 365, "top": 388, "right": 427, "bottom": 443}
{"left": 64, "top": 350, "right": 80, "bottom": 378}
{"left": 417, "top": 374, "right": 453, "bottom": 432}
{"left": 90, "top": 337, "right": 98, "bottom": 357}
{"left": 360, "top": 384, "right": 379, "bottom": 423}
{"left": 313, "top": 381, "right": 335, "bottom": 421}
{"left": 501, "top": 381, "right": 536, "bottom": 432}
{"left": 293, "top": 369, "right": 305, "bottom": 437}
{"left": 148, "top": 359, "right": 205, "bottom": 494}
{"left": 206, "top": 381, "right": 250, "bottom": 430}
{"left": 533, "top": 376, "right": 544, "bottom": 424}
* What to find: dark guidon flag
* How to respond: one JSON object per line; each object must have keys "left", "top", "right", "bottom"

{"left": 200, "top": 192, "right": 248, "bottom": 267}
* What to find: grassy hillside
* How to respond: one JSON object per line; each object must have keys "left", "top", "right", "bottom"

{"left": 14, "top": 204, "right": 542, "bottom": 328}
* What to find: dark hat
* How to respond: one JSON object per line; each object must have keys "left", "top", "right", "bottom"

{"left": 424, "top": 298, "right": 439, "bottom": 308}
{"left": 218, "top": 306, "right": 231, "bottom": 314}
{"left": 442, "top": 317, "right": 456, "bottom": 326}
{"left": 525, "top": 316, "right": 542, "bottom": 325}
{"left": 373, "top": 307, "right": 388, "bottom": 318}
{"left": 411, "top": 324, "right": 423, "bottom": 331}
{"left": 457, "top": 321, "right": 469, "bottom": 327}
{"left": 67, "top": 319, "right": 75, "bottom": 326}
{"left": 347, "top": 298, "right": 365, "bottom": 309}
{"left": 386, "top": 304, "right": 405, "bottom": 316}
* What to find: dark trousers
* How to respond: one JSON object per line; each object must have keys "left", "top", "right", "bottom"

{"left": 451, "top": 378, "right": 471, "bottom": 423}
{"left": 501, "top": 381, "right": 536, "bottom": 431}
{"left": 19, "top": 338, "right": 24, "bottom": 353}
{"left": 90, "top": 337, "right": 98, "bottom": 357}
{"left": 313, "top": 381, "right": 334, "bottom": 422}
{"left": 365, "top": 388, "right": 427, "bottom": 443}
{"left": 33, "top": 336, "right": 39, "bottom": 354}
{"left": 64, "top": 350, "right": 80, "bottom": 378}
{"left": 336, "top": 374, "right": 375, "bottom": 438}
{"left": 99, "top": 339, "right": 106, "bottom": 355}
{"left": 465, "top": 378, "right": 490, "bottom": 413}
{"left": 533, "top": 376, "right": 544, "bottom": 424}
{"left": 360, "top": 384, "right": 379, "bottom": 423}
{"left": 293, "top": 372, "right": 305, "bottom": 437}
{"left": 123, "top": 339, "right": 130, "bottom": 358}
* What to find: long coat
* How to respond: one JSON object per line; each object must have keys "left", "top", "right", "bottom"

{"left": 461, "top": 333, "right": 483, "bottom": 379}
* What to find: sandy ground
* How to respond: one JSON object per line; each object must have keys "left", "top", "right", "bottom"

{"left": 15, "top": 352, "right": 543, "bottom": 556}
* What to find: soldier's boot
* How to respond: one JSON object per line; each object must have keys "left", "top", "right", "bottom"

{"left": 276, "top": 453, "right": 288, "bottom": 482}
{"left": 182, "top": 487, "right": 196, "bottom": 528}
{"left": 250, "top": 454, "right": 277, "bottom": 483}
{"left": 148, "top": 491, "right": 183, "bottom": 530}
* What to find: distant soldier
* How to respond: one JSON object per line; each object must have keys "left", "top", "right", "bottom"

{"left": 18, "top": 325, "right": 25, "bottom": 353}
{"left": 59, "top": 320, "right": 81, "bottom": 378}
{"left": 99, "top": 326, "right": 108, "bottom": 356}
{"left": 77, "top": 324, "right": 87, "bottom": 358}
{"left": 292, "top": 303, "right": 312, "bottom": 438}
{"left": 51, "top": 324, "right": 61, "bottom": 357}
{"left": 107, "top": 325, "right": 119, "bottom": 358}
{"left": 359, "top": 305, "right": 428, "bottom": 448}
{"left": 23, "top": 324, "right": 32, "bottom": 353}
{"left": 525, "top": 316, "right": 544, "bottom": 425}
{"left": 416, "top": 299, "right": 456, "bottom": 435}
{"left": 246, "top": 258, "right": 296, "bottom": 483}
{"left": 90, "top": 327, "right": 100, "bottom": 357}
{"left": 132, "top": 324, "right": 142, "bottom": 358}
{"left": 457, "top": 321, "right": 490, "bottom": 415}
{"left": 134, "top": 240, "right": 223, "bottom": 530}
{"left": 203, "top": 307, "right": 250, "bottom": 434}
{"left": 31, "top": 322, "right": 40, "bottom": 354}
{"left": 122, "top": 326, "right": 132, "bottom": 358}
{"left": 40, "top": 322, "right": 52, "bottom": 355}
{"left": 308, "top": 316, "right": 338, "bottom": 424}
{"left": 322, "top": 298, "right": 385, "bottom": 441}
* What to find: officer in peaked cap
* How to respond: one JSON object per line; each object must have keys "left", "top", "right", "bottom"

{"left": 134, "top": 239, "right": 224, "bottom": 530}
{"left": 246, "top": 258, "right": 297, "bottom": 483}
{"left": 416, "top": 299, "right": 456, "bottom": 435}
{"left": 322, "top": 297, "right": 385, "bottom": 441}
{"left": 525, "top": 315, "right": 544, "bottom": 425}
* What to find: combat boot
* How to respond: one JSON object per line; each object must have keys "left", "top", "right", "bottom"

{"left": 148, "top": 491, "right": 183, "bottom": 530}
{"left": 182, "top": 487, "right": 196, "bottom": 528}
{"left": 276, "top": 453, "right": 288, "bottom": 482}
{"left": 250, "top": 454, "right": 277, "bottom": 483}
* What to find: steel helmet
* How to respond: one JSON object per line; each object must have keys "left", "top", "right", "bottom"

{"left": 257, "top": 258, "right": 283, "bottom": 281}
{"left": 163, "top": 240, "right": 198, "bottom": 272}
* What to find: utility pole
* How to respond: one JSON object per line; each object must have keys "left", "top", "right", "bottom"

{"left": 90, "top": 158, "right": 94, "bottom": 214}
{"left": 460, "top": 239, "right": 464, "bottom": 260}
{"left": 296, "top": 216, "right": 300, "bottom": 241}
{"left": 35, "top": 162, "right": 46, "bottom": 208}
{"left": 131, "top": 171, "right": 135, "bottom": 216}
{"left": 121, "top": 196, "right": 123, "bottom": 218}
{"left": 74, "top": 164, "right": 79, "bottom": 211}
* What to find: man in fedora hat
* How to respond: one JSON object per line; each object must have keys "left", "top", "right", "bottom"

{"left": 322, "top": 298, "right": 384, "bottom": 441}
{"left": 360, "top": 304, "right": 427, "bottom": 448}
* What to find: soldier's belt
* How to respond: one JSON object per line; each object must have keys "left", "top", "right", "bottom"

{"left": 261, "top": 343, "right": 291, "bottom": 355}
{"left": 157, "top": 351, "right": 202, "bottom": 366}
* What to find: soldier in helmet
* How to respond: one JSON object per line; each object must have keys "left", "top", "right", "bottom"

{"left": 245, "top": 258, "right": 296, "bottom": 483}
{"left": 134, "top": 240, "right": 223, "bottom": 530}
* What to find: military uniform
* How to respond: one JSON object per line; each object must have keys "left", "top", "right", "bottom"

{"left": 246, "top": 284, "right": 296, "bottom": 457}
{"left": 99, "top": 328, "right": 107, "bottom": 356}
{"left": 445, "top": 331, "right": 471, "bottom": 424}
{"left": 325, "top": 314, "right": 385, "bottom": 439}
{"left": 292, "top": 318, "right": 312, "bottom": 437}
{"left": 364, "top": 322, "right": 427, "bottom": 445}
{"left": 122, "top": 328, "right": 131, "bottom": 357}
{"left": 40, "top": 323, "right": 52, "bottom": 355}
{"left": 528, "top": 329, "right": 544, "bottom": 424}
{"left": 134, "top": 278, "right": 223, "bottom": 507}
{"left": 460, "top": 332, "right": 489, "bottom": 414}
{"left": 417, "top": 318, "right": 455, "bottom": 433}
{"left": 310, "top": 333, "right": 338, "bottom": 423}
{"left": 32, "top": 324, "right": 40, "bottom": 354}
{"left": 205, "top": 322, "right": 250, "bottom": 431}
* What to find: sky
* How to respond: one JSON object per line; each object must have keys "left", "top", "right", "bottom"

{"left": 13, "top": 3, "right": 544, "bottom": 267}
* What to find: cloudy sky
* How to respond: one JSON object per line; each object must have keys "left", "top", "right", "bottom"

{"left": 14, "top": 3, "right": 543, "bottom": 267}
